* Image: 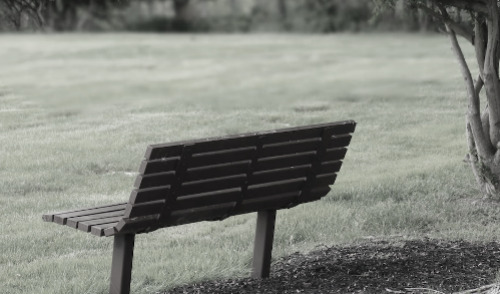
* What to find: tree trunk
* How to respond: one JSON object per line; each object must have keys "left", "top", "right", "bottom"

{"left": 437, "top": 1, "right": 500, "bottom": 198}
{"left": 172, "top": 0, "right": 194, "bottom": 31}
{"left": 277, "top": 0, "right": 289, "bottom": 30}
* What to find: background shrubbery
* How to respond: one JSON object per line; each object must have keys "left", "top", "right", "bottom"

{"left": 0, "top": 0, "right": 439, "bottom": 33}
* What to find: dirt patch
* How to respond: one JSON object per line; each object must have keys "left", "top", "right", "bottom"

{"left": 163, "top": 239, "right": 500, "bottom": 294}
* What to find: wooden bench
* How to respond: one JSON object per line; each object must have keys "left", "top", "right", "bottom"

{"left": 43, "top": 120, "right": 356, "bottom": 294}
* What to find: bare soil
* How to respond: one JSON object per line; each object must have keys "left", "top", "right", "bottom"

{"left": 163, "top": 239, "right": 500, "bottom": 294}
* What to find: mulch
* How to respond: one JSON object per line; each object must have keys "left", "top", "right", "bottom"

{"left": 162, "top": 238, "right": 500, "bottom": 294}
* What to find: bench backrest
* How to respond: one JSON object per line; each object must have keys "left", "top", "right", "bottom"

{"left": 115, "top": 121, "right": 356, "bottom": 235}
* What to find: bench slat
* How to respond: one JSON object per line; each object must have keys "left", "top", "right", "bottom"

{"left": 260, "top": 134, "right": 351, "bottom": 158}
{"left": 246, "top": 178, "right": 306, "bottom": 199}
{"left": 255, "top": 151, "right": 316, "bottom": 171}
{"left": 135, "top": 172, "right": 176, "bottom": 189}
{"left": 324, "top": 148, "right": 348, "bottom": 161}
{"left": 91, "top": 222, "right": 119, "bottom": 237}
{"left": 184, "top": 161, "right": 250, "bottom": 182}
{"left": 236, "top": 186, "right": 331, "bottom": 215}
{"left": 147, "top": 136, "right": 258, "bottom": 160}
{"left": 189, "top": 147, "right": 256, "bottom": 168}
{"left": 167, "top": 202, "right": 237, "bottom": 225}
{"left": 178, "top": 174, "right": 247, "bottom": 196}
{"left": 255, "top": 148, "right": 347, "bottom": 172}
{"left": 139, "top": 157, "right": 179, "bottom": 174}
{"left": 259, "top": 123, "right": 353, "bottom": 145}
{"left": 250, "top": 160, "right": 342, "bottom": 185}
{"left": 173, "top": 188, "right": 241, "bottom": 210}
{"left": 52, "top": 203, "right": 127, "bottom": 225}
{"left": 314, "top": 173, "right": 338, "bottom": 186}
{"left": 145, "top": 145, "right": 184, "bottom": 161}
{"left": 42, "top": 202, "right": 126, "bottom": 223}
{"left": 124, "top": 200, "right": 164, "bottom": 218}
{"left": 129, "top": 185, "right": 170, "bottom": 204}
{"left": 78, "top": 216, "right": 124, "bottom": 233}
{"left": 67, "top": 210, "right": 126, "bottom": 228}
{"left": 250, "top": 165, "right": 311, "bottom": 185}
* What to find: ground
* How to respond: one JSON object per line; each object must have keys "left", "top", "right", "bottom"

{"left": 164, "top": 238, "right": 500, "bottom": 294}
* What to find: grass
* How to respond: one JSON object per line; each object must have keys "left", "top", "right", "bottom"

{"left": 0, "top": 33, "right": 496, "bottom": 294}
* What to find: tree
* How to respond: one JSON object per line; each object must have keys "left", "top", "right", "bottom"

{"left": 1, "top": 0, "right": 46, "bottom": 30}
{"left": 375, "top": 0, "right": 500, "bottom": 198}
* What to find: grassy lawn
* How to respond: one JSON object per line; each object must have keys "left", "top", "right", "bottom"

{"left": 0, "top": 33, "right": 496, "bottom": 294}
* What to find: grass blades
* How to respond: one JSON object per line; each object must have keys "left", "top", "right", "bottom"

{"left": 0, "top": 33, "right": 491, "bottom": 294}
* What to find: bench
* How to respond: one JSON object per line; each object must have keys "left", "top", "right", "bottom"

{"left": 43, "top": 120, "right": 356, "bottom": 294}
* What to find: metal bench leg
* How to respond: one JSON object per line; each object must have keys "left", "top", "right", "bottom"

{"left": 251, "top": 210, "right": 276, "bottom": 278}
{"left": 109, "top": 234, "right": 135, "bottom": 294}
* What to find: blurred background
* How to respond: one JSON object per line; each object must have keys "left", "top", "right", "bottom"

{"left": 0, "top": 0, "right": 439, "bottom": 33}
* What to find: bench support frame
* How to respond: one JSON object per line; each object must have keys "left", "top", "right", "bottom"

{"left": 251, "top": 210, "right": 277, "bottom": 278}
{"left": 110, "top": 234, "right": 135, "bottom": 294}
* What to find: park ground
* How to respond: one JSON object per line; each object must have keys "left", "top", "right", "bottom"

{"left": 1, "top": 33, "right": 499, "bottom": 293}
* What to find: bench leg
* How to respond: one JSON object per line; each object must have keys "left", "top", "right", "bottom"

{"left": 251, "top": 210, "right": 276, "bottom": 279}
{"left": 109, "top": 234, "right": 135, "bottom": 294}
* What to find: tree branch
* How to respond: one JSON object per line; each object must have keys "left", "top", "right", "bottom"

{"left": 475, "top": 15, "right": 487, "bottom": 80}
{"left": 416, "top": 3, "right": 474, "bottom": 44}
{"left": 441, "top": 5, "right": 495, "bottom": 158}
{"left": 482, "top": 0, "right": 500, "bottom": 150}
{"left": 475, "top": 74, "right": 484, "bottom": 96}
{"left": 436, "top": 0, "right": 488, "bottom": 15}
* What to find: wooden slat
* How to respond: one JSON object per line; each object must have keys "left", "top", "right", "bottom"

{"left": 184, "top": 161, "right": 250, "bottom": 182}
{"left": 125, "top": 200, "right": 164, "bottom": 218}
{"left": 178, "top": 174, "right": 247, "bottom": 196}
{"left": 260, "top": 138, "right": 322, "bottom": 158}
{"left": 189, "top": 147, "right": 256, "bottom": 168}
{"left": 174, "top": 188, "right": 241, "bottom": 210}
{"left": 104, "top": 226, "right": 118, "bottom": 237}
{"left": 53, "top": 203, "right": 127, "bottom": 225}
{"left": 247, "top": 178, "right": 306, "bottom": 199}
{"left": 66, "top": 210, "right": 125, "bottom": 229}
{"left": 330, "top": 134, "right": 352, "bottom": 148}
{"left": 134, "top": 171, "right": 176, "bottom": 189}
{"left": 314, "top": 173, "right": 338, "bottom": 186}
{"left": 250, "top": 165, "right": 311, "bottom": 185}
{"left": 255, "top": 151, "right": 316, "bottom": 172}
{"left": 167, "top": 202, "right": 236, "bottom": 226}
{"left": 139, "top": 157, "right": 179, "bottom": 174}
{"left": 145, "top": 145, "right": 183, "bottom": 161}
{"left": 256, "top": 149, "right": 345, "bottom": 173}
{"left": 42, "top": 202, "right": 125, "bottom": 223}
{"left": 78, "top": 216, "right": 124, "bottom": 232}
{"left": 129, "top": 185, "right": 170, "bottom": 204}
{"left": 259, "top": 122, "right": 355, "bottom": 145}
{"left": 299, "top": 186, "right": 332, "bottom": 203}
{"left": 147, "top": 136, "right": 257, "bottom": 160}
{"left": 250, "top": 161, "right": 342, "bottom": 186}
{"left": 319, "top": 160, "right": 343, "bottom": 174}
{"left": 233, "top": 186, "right": 331, "bottom": 215}
{"left": 114, "top": 215, "right": 159, "bottom": 235}
{"left": 324, "top": 148, "right": 348, "bottom": 161}
{"left": 234, "top": 191, "right": 299, "bottom": 215}
{"left": 90, "top": 222, "right": 119, "bottom": 237}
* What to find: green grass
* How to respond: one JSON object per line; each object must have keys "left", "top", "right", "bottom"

{"left": 0, "top": 33, "right": 495, "bottom": 294}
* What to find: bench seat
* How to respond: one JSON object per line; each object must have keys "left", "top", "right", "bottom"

{"left": 43, "top": 203, "right": 127, "bottom": 236}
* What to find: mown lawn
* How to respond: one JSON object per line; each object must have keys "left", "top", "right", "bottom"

{"left": 0, "top": 33, "right": 496, "bottom": 294}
